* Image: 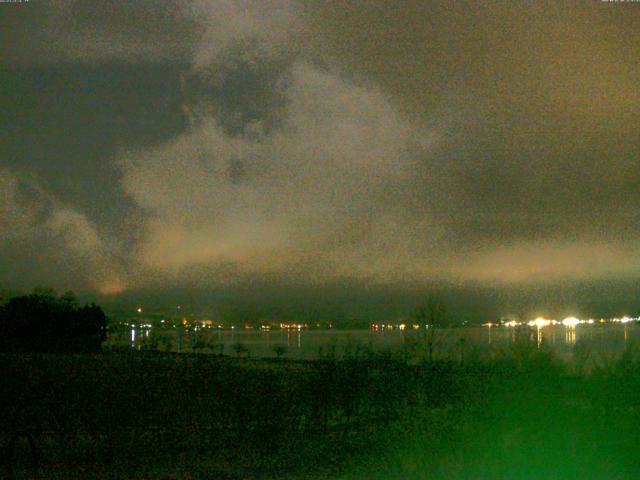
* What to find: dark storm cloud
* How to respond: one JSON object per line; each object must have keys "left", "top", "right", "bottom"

{"left": 308, "top": 0, "right": 640, "bottom": 246}
{"left": 0, "top": 64, "right": 188, "bottom": 225}
{"left": 0, "top": 0, "right": 194, "bottom": 64}
{"left": 181, "top": 42, "right": 291, "bottom": 136}
{"left": 1, "top": 0, "right": 640, "bottom": 318}
{"left": 303, "top": 0, "right": 640, "bottom": 284}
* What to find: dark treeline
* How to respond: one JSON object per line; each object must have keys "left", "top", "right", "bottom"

{"left": 0, "top": 288, "right": 107, "bottom": 353}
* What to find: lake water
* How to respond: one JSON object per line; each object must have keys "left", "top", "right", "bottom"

{"left": 111, "top": 323, "right": 640, "bottom": 363}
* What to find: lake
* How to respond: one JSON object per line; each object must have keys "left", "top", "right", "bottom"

{"left": 110, "top": 323, "right": 640, "bottom": 363}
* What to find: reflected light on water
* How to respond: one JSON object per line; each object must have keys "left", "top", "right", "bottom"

{"left": 107, "top": 314, "right": 640, "bottom": 360}
{"left": 565, "top": 327, "right": 576, "bottom": 345}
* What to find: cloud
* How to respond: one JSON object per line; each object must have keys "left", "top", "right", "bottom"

{"left": 114, "top": 1, "right": 640, "bottom": 290}
{"left": 185, "top": 0, "right": 301, "bottom": 71}
{"left": 454, "top": 241, "right": 640, "bottom": 284}
{"left": 0, "top": 169, "right": 126, "bottom": 294}
{"left": 3, "top": 0, "right": 640, "bottom": 302}
{"left": 44, "top": 208, "right": 128, "bottom": 293}
{"left": 119, "top": 61, "right": 443, "bottom": 284}
{"left": 0, "top": 169, "right": 35, "bottom": 240}
{"left": 0, "top": 0, "right": 302, "bottom": 66}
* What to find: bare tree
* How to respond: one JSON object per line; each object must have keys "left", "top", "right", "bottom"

{"left": 272, "top": 345, "right": 287, "bottom": 360}
{"left": 415, "top": 295, "right": 449, "bottom": 362}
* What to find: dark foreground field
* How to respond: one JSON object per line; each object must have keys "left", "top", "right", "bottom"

{"left": 2, "top": 345, "right": 640, "bottom": 479}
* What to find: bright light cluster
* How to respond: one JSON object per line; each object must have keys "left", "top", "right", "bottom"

{"left": 612, "top": 316, "right": 638, "bottom": 324}
{"left": 561, "top": 317, "right": 580, "bottom": 327}
{"left": 528, "top": 317, "right": 552, "bottom": 328}
{"left": 495, "top": 316, "right": 634, "bottom": 328}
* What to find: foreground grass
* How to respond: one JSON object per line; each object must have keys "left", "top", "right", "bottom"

{"left": 2, "top": 345, "right": 640, "bottom": 479}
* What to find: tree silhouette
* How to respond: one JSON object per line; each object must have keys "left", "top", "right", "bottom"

{"left": 59, "top": 290, "right": 78, "bottom": 307}
{"left": 415, "top": 295, "right": 450, "bottom": 362}
{"left": 0, "top": 291, "right": 107, "bottom": 352}
{"left": 272, "top": 345, "right": 287, "bottom": 359}
{"left": 233, "top": 343, "right": 249, "bottom": 358}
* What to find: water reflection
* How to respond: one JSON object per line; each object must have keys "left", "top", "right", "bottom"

{"left": 129, "top": 327, "right": 143, "bottom": 351}
{"left": 111, "top": 322, "right": 639, "bottom": 361}
{"left": 565, "top": 326, "right": 576, "bottom": 346}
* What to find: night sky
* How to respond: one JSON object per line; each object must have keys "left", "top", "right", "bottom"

{"left": 2, "top": 1, "right": 640, "bottom": 321}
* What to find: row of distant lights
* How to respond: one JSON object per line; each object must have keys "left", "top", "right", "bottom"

{"left": 371, "top": 324, "right": 418, "bottom": 331}
{"left": 489, "top": 316, "right": 640, "bottom": 328}
{"left": 124, "top": 322, "right": 154, "bottom": 328}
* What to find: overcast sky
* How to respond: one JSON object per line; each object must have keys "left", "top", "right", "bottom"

{"left": 1, "top": 1, "right": 640, "bottom": 320}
